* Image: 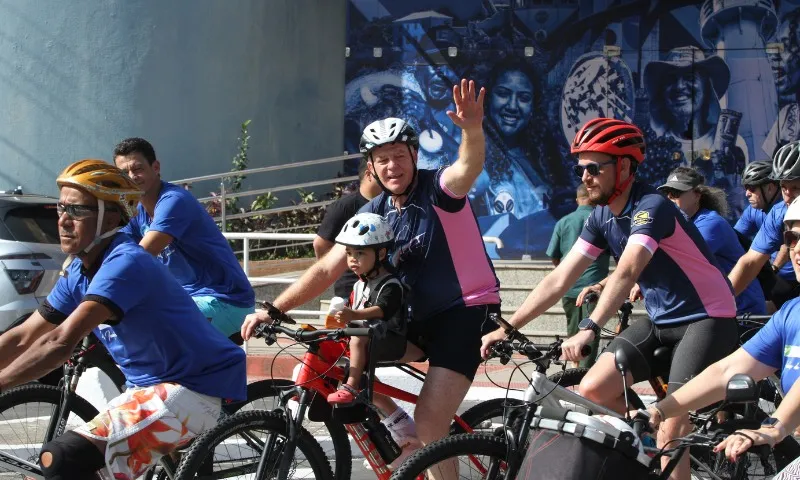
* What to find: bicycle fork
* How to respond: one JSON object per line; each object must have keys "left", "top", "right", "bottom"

{"left": 255, "top": 387, "right": 313, "bottom": 480}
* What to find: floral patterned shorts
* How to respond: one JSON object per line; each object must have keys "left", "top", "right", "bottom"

{"left": 74, "top": 383, "right": 221, "bottom": 480}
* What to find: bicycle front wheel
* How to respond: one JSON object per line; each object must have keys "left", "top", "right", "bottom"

{"left": 175, "top": 410, "right": 334, "bottom": 480}
{"left": 0, "top": 383, "right": 99, "bottom": 477}
{"left": 390, "top": 433, "right": 510, "bottom": 480}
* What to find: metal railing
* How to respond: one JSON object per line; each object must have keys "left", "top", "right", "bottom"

{"left": 222, "top": 232, "right": 504, "bottom": 278}
{"left": 171, "top": 153, "right": 361, "bottom": 231}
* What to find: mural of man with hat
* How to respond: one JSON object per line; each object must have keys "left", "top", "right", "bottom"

{"left": 644, "top": 45, "right": 749, "bottom": 217}
{"left": 764, "top": 9, "right": 800, "bottom": 158}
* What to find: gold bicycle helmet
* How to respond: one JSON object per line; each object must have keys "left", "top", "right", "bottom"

{"left": 57, "top": 159, "right": 142, "bottom": 222}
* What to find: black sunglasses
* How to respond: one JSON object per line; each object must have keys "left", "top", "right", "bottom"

{"left": 660, "top": 188, "right": 688, "bottom": 199}
{"left": 784, "top": 230, "right": 800, "bottom": 248}
{"left": 57, "top": 203, "right": 99, "bottom": 219}
{"left": 572, "top": 158, "right": 617, "bottom": 178}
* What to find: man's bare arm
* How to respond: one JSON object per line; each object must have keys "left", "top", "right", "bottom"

{"left": 729, "top": 249, "right": 770, "bottom": 295}
{"left": 0, "top": 312, "right": 55, "bottom": 371}
{"left": 273, "top": 244, "right": 349, "bottom": 312}
{"left": 0, "top": 302, "right": 109, "bottom": 390}
{"left": 589, "top": 245, "right": 651, "bottom": 327}
{"left": 313, "top": 236, "right": 335, "bottom": 260}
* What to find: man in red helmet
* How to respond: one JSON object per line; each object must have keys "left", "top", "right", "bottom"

{"left": 481, "top": 118, "right": 738, "bottom": 480}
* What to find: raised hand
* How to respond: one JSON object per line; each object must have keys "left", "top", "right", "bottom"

{"left": 446, "top": 79, "right": 486, "bottom": 132}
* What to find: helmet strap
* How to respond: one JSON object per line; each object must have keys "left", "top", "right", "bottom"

{"left": 763, "top": 184, "right": 780, "bottom": 209}
{"left": 603, "top": 157, "right": 634, "bottom": 206}
{"left": 81, "top": 199, "right": 121, "bottom": 254}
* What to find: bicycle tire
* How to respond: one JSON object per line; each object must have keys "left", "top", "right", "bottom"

{"left": 0, "top": 384, "right": 99, "bottom": 477}
{"left": 174, "top": 409, "right": 334, "bottom": 480}
{"left": 223, "top": 378, "right": 352, "bottom": 480}
{"left": 390, "top": 432, "right": 509, "bottom": 480}
{"left": 453, "top": 397, "right": 525, "bottom": 434}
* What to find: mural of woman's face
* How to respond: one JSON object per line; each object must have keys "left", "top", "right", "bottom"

{"left": 489, "top": 70, "right": 534, "bottom": 137}
{"left": 771, "top": 20, "right": 800, "bottom": 95}
{"left": 664, "top": 71, "right": 704, "bottom": 119}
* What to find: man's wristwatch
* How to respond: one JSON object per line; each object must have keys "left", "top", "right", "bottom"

{"left": 578, "top": 318, "right": 601, "bottom": 336}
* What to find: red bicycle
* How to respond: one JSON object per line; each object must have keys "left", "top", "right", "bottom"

{"left": 173, "top": 302, "right": 508, "bottom": 480}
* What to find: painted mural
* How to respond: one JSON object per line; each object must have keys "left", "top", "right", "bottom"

{"left": 343, "top": 0, "right": 800, "bottom": 259}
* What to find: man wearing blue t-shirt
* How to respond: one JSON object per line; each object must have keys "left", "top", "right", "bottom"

{"left": 0, "top": 160, "right": 245, "bottom": 480}
{"left": 729, "top": 141, "right": 800, "bottom": 309}
{"left": 114, "top": 138, "right": 255, "bottom": 340}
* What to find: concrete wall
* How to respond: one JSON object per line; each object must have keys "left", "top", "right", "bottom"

{"left": 0, "top": 0, "right": 347, "bottom": 196}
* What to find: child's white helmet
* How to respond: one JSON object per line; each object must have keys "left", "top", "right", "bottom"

{"left": 335, "top": 213, "right": 394, "bottom": 248}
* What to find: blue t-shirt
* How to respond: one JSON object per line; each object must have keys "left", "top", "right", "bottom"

{"left": 751, "top": 201, "right": 795, "bottom": 282}
{"left": 45, "top": 234, "right": 247, "bottom": 401}
{"left": 742, "top": 297, "right": 800, "bottom": 394}
{"left": 737, "top": 200, "right": 793, "bottom": 281}
{"left": 576, "top": 182, "right": 737, "bottom": 325}
{"left": 361, "top": 168, "right": 500, "bottom": 321}
{"left": 693, "top": 208, "right": 765, "bottom": 315}
{"left": 122, "top": 181, "right": 254, "bottom": 308}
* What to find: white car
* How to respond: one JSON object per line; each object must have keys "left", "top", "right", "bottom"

{"left": 0, "top": 191, "right": 66, "bottom": 332}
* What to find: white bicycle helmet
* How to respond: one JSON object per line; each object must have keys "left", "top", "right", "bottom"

{"left": 785, "top": 196, "right": 800, "bottom": 227}
{"left": 335, "top": 213, "right": 394, "bottom": 248}
{"left": 359, "top": 118, "right": 420, "bottom": 155}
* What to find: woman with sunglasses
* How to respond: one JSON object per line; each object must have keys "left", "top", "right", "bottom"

{"left": 646, "top": 197, "right": 800, "bottom": 476}
{"left": 657, "top": 166, "right": 766, "bottom": 315}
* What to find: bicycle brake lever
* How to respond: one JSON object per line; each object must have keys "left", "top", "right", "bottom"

{"left": 258, "top": 300, "right": 296, "bottom": 325}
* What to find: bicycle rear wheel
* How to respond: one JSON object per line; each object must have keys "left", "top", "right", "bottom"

{"left": 174, "top": 409, "right": 334, "bottom": 480}
{"left": 0, "top": 384, "right": 99, "bottom": 477}
{"left": 389, "top": 433, "right": 509, "bottom": 480}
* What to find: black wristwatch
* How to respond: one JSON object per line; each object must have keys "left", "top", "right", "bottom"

{"left": 578, "top": 318, "right": 601, "bottom": 335}
{"left": 771, "top": 264, "right": 780, "bottom": 273}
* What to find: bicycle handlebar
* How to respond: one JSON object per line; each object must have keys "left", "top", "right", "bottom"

{"left": 254, "top": 322, "right": 374, "bottom": 343}
{"left": 490, "top": 338, "right": 591, "bottom": 365}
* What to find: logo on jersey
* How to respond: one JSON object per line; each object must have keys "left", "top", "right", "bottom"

{"left": 632, "top": 211, "right": 653, "bottom": 227}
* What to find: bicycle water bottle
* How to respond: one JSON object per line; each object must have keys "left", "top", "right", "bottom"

{"left": 324, "top": 297, "right": 347, "bottom": 328}
{"left": 364, "top": 413, "right": 401, "bottom": 463}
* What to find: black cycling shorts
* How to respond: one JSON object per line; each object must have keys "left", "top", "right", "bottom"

{"left": 772, "top": 277, "right": 800, "bottom": 309}
{"left": 406, "top": 304, "right": 499, "bottom": 381}
{"left": 604, "top": 316, "right": 738, "bottom": 394}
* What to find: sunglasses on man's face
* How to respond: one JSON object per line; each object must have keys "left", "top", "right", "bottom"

{"left": 784, "top": 230, "right": 800, "bottom": 248}
{"left": 57, "top": 203, "right": 99, "bottom": 220}
{"left": 572, "top": 158, "right": 617, "bottom": 178}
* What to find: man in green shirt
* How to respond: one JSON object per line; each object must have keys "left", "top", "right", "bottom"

{"left": 546, "top": 184, "right": 610, "bottom": 367}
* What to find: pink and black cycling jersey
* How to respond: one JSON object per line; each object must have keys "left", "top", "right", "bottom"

{"left": 360, "top": 168, "right": 500, "bottom": 321}
{"left": 576, "top": 182, "right": 736, "bottom": 325}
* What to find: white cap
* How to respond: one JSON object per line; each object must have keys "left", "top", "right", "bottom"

{"left": 785, "top": 196, "right": 800, "bottom": 227}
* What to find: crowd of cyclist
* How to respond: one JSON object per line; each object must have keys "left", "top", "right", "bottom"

{"left": 7, "top": 76, "right": 800, "bottom": 479}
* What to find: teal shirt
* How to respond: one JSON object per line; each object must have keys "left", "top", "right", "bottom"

{"left": 546, "top": 205, "right": 611, "bottom": 298}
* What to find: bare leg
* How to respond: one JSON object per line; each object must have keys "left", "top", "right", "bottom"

{"left": 372, "top": 342, "right": 425, "bottom": 416}
{"left": 578, "top": 351, "right": 634, "bottom": 414}
{"left": 415, "top": 366, "right": 471, "bottom": 480}
{"left": 344, "top": 336, "right": 367, "bottom": 389}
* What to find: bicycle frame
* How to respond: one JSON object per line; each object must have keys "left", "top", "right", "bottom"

{"left": 271, "top": 336, "right": 476, "bottom": 480}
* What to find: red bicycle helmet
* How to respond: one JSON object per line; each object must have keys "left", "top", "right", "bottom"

{"left": 571, "top": 118, "right": 646, "bottom": 205}
{"left": 571, "top": 118, "right": 646, "bottom": 163}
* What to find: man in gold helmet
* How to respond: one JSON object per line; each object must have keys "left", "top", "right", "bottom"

{"left": 0, "top": 159, "right": 246, "bottom": 480}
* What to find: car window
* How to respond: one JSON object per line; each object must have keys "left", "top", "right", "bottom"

{"left": 1, "top": 205, "right": 60, "bottom": 244}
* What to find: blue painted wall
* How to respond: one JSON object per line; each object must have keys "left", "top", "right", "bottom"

{"left": 0, "top": 0, "right": 347, "bottom": 197}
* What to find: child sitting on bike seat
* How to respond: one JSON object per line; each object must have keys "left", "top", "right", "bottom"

{"left": 327, "top": 212, "right": 409, "bottom": 405}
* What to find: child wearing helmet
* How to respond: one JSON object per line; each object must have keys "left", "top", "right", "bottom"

{"left": 327, "top": 212, "right": 409, "bottom": 405}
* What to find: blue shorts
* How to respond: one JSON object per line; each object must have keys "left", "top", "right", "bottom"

{"left": 192, "top": 296, "right": 254, "bottom": 338}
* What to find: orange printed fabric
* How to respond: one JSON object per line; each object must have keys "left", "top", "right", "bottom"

{"left": 74, "top": 382, "right": 221, "bottom": 480}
